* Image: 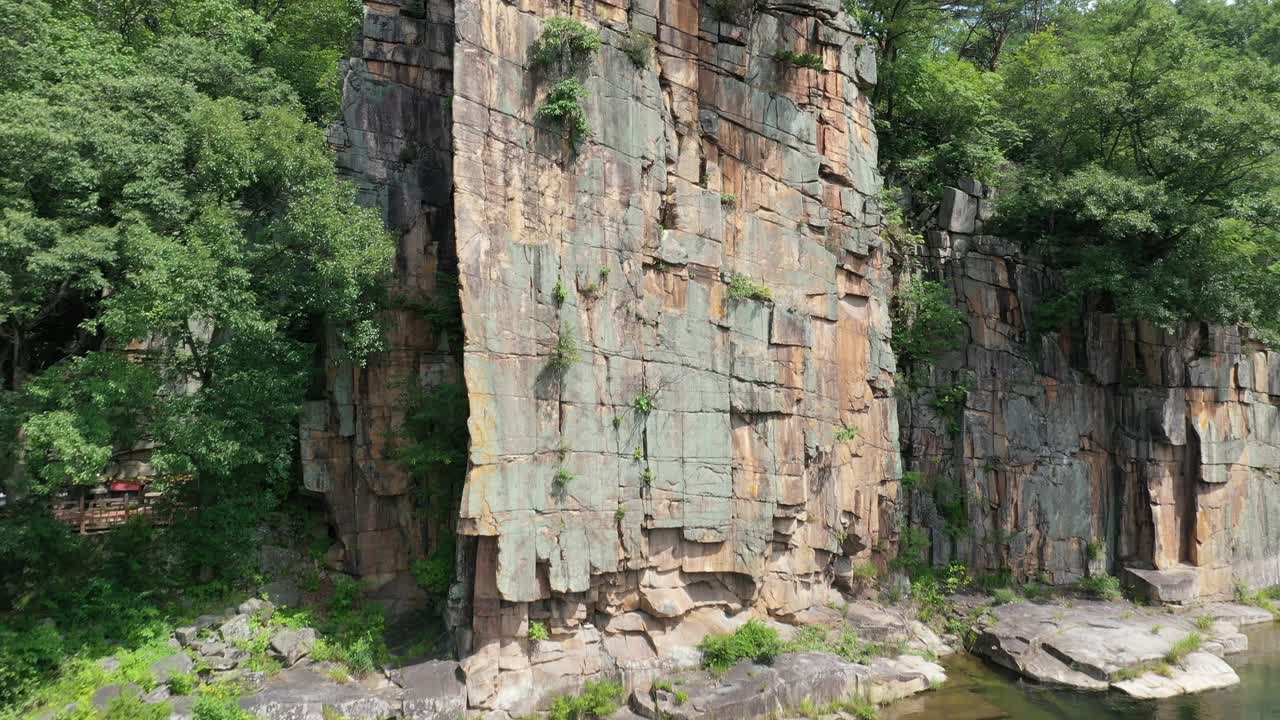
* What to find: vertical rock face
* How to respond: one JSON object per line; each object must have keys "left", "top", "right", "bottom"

{"left": 451, "top": 0, "right": 895, "bottom": 711}
{"left": 301, "top": 0, "right": 459, "bottom": 613}
{"left": 904, "top": 181, "right": 1280, "bottom": 601}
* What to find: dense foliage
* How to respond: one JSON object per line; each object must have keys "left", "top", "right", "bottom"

{"left": 0, "top": 0, "right": 391, "bottom": 712}
{"left": 860, "top": 0, "right": 1280, "bottom": 341}
{"left": 0, "top": 0, "right": 387, "bottom": 565}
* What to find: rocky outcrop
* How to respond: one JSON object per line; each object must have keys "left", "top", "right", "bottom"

{"left": 300, "top": 0, "right": 462, "bottom": 614}
{"left": 972, "top": 599, "right": 1272, "bottom": 698}
{"left": 450, "top": 0, "right": 896, "bottom": 711}
{"left": 320, "top": 0, "right": 900, "bottom": 714}
{"left": 902, "top": 180, "right": 1280, "bottom": 598}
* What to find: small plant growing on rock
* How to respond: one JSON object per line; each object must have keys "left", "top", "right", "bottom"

{"left": 633, "top": 391, "right": 655, "bottom": 414}
{"left": 1195, "top": 615, "right": 1215, "bottom": 633}
{"left": 538, "top": 79, "right": 591, "bottom": 143}
{"left": 641, "top": 469, "right": 655, "bottom": 485}
{"left": 1080, "top": 573, "right": 1123, "bottom": 601}
{"left": 1086, "top": 538, "right": 1105, "bottom": 561}
{"left": 707, "top": 0, "right": 753, "bottom": 23}
{"left": 720, "top": 192, "right": 737, "bottom": 206}
{"left": 774, "top": 49, "right": 823, "bottom": 71}
{"left": 835, "top": 423, "right": 860, "bottom": 442}
{"left": 728, "top": 273, "right": 773, "bottom": 301}
{"left": 615, "top": 507, "right": 625, "bottom": 521}
{"left": 547, "top": 679, "right": 624, "bottom": 720}
{"left": 168, "top": 671, "right": 196, "bottom": 695}
{"left": 991, "top": 588, "right": 1018, "bottom": 605}
{"left": 621, "top": 30, "right": 655, "bottom": 68}
{"left": 633, "top": 446, "right": 644, "bottom": 461}
{"left": 531, "top": 17, "right": 602, "bottom": 70}
{"left": 528, "top": 621, "right": 550, "bottom": 641}
{"left": 1164, "top": 632, "right": 1203, "bottom": 665}
{"left": 552, "top": 468, "right": 575, "bottom": 494}
{"left": 698, "top": 619, "right": 782, "bottom": 671}
{"left": 548, "top": 330, "right": 580, "bottom": 370}
{"left": 891, "top": 278, "right": 965, "bottom": 366}
{"left": 553, "top": 277, "right": 568, "bottom": 305}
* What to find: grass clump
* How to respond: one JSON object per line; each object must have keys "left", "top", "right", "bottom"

{"left": 727, "top": 273, "right": 773, "bottom": 302}
{"left": 1086, "top": 539, "right": 1105, "bottom": 561}
{"left": 632, "top": 391, "right": 654, "bottom": 414}
{"left": 835, "top": 423, "right": 860, "bottom": 442}
{"left": 552, "top": 468, "right": 575, "bottom": 494}
{"left": 1164, "top": 632, "right": 1203, "bottom": 665}
{"left": 720, "top": 192, "right": 737, "bottom": 206}
{"left": 991, "top": 588, "right": 1018, "bottom": 605}
{"left": 528, "top": 621, "right": 550, "bottom": 642}
{"left": 537, "top": 79, "right": 591, "bottom": 142}
{"left": 699, "top": 619, "right": 782, "bottom": 671}
{"left": 620, "top": 30, "right": 655, "bottom": 68}
{"left": 1113, "top": 660, "right": 1172, "bottom": 681}
{"left": 1234, "top": 583, "right": 1280, "bottom": 617}
{"left": 1080, "top": 573, "right": 1123, "bottom": 601}
{"left": 168, "top": 671, "right": 197, "bottom": 695}
{"left": 774, "top": 50, "right": 823, "bottom": 71}
{"left": 832, "top": 697, "right": 879, "bottom": 719}
{"left": 1194, "top": 615, "right": 1215, "bottom": 633}
{"left": 531, "top": 17, "right": 602, "bottom": 70}
{"left": 547, "top": 679, "right": 624, "bottom": 720}
{"left": 548, "top": 329, "right": 581, "bottom": 370}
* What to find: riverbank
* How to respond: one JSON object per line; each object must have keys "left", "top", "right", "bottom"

{"left": 883, "top": 621, "right": 1280, "bottom": 720}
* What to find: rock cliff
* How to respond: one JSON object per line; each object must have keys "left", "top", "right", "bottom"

{"left": 904, "top": 181, "right": 1280, "bottom": 602}
{"left": 310, "top": 0, "right": 898, "bottom": 713}
{"left": 306, "top": 0, "right": 1280, "bottom": 715}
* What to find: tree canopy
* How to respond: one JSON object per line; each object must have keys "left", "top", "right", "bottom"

{"left": 859, "top": 0, "right": 1280, "bottom": 341}
{"left": 0, "top": 0, "right": 390, "bottom": 577}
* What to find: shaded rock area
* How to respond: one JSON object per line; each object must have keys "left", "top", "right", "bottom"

{"left": 903, "top": 179, "right": 1280, "bottom": 597}
{"left": 972, "top": 599, "right": 1271, "bottom": 698}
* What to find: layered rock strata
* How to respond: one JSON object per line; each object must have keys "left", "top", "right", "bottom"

{"left": 452, "top": 0, "right": 896, "bottom": 711}
{"left": 902, "top": 180, "right": 1280, "bottom": 599}
{"left": 302, "top": 0, "right": 461, "bottom": 615}
{"left": 315, "top": 0, "right": 900, "bottom": 713}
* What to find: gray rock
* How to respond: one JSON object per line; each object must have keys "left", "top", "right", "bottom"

{"left": 261, "top": 578, "right": 304, "bottom": 608}
{"left": 168, "top": 695, "right": 196, "bottom": 720}
{"left": 91, "top": 683, "right": 141, "bottom": 710}
{"left": 239, "top": 666, "right": 401, "bottom": 720}
{"left": 219, "top": 614, "right": 254, "bottom": 643}
{"left": 173, "top": 626, "right": 200, "bottom": 647}
{"left": 400, "top": 660, "right": 466, "bottom": 719}
{"left": 150, "top": 653, "right": 194, "bottom": 684}
{"left": 938, "top": 187, "right": 977, "bottom": 233}
{"left": 269, "top": 627, "right": 318, "bottom": 667}
{"left": 238, "top": 597, "right": 276, "bottom": 619}
{"left": 1112, "top": 652, "right": 1239, "bottom": 698}
{"left": 143, "top": 685, "right": 172, "bottom": 704}
{"left": 97, "top": 656, "right": 122, "bottom": 673}
{"left": 974, "top": 600, "right": 1250, "bottom": 698}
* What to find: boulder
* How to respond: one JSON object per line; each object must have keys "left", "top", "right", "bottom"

{"left": 269, "top": 628, "right": 318, "bottom": 667}
{"left": 261, "top": 578, "right": 304, "bottom": 608}
{"left": 91, "top": 683, "right": 142, "bottom": 710}
{"left": 400, "top": 660, "right": 467, "bottom": 720}
{"left": 150, "top": 653, "right": 194, "bottom": 684}
{"left": 238, "top": 598, "right": 276, "bottom": 619}
{"left": 220, "top": 614, "right": 254, "bottom": 643}
{"left": 143, "top": 685, "right": 172, "bottom": 704}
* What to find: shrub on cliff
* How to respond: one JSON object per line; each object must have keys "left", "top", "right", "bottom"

{"left": 891, "top": 278, "right": 966, "bottom": 366}
{"left": 531, "top": 17, "right": 603, "bottom": 71}
{"left": 698, "top": 619, "right": 782, "bottom": 671}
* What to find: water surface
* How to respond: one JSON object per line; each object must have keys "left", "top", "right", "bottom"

{"left": 883, "top": 624, "right": 1280, "bottom": 720}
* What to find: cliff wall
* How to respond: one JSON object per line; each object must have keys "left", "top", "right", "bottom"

{"left": 450, "top": 0, "right": 896, "bottom": 711}
{"left": 903, "top": 181, "right": 1280, "bottom": 601}
{"left": 311, "top": 0, "right": 898, "bottom": 713}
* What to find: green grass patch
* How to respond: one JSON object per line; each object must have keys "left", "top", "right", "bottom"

{"left": 727, "top": 273, "right": 773, "bottom": 302}
{"left": 1164, "top": 632, "right": 1202, "bottom": 666}
{"left": 699, "top": 619, "right": 781, "bottom": 671}
{"left": 547, "top": 679, "right": 624, "bottom": 720}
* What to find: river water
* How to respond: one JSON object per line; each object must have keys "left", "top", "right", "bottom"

{"left": 882, "top": 623, "right": 1280, "bottom": 720}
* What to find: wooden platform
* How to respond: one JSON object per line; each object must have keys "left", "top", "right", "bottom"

{"left": 48, "top": 495, "right": 176, "bottom": 534}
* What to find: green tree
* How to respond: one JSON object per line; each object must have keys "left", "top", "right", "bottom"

{"left": 999, "top": 0, "right": 1280, "bottom": 337}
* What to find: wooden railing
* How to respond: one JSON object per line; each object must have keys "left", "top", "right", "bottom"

{"left": 48, "top": 494, "right": 177, "bottom": 534}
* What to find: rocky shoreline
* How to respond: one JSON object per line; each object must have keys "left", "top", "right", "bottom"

{"left": 973, "top": 599, "right": 1274, "bottom": 700}
{"left": 55, "top": 593, "right": 1278, "bottom": 719}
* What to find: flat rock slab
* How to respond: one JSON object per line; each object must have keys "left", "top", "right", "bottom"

{"left": 641, "top": 651, "right": 945, "bottom": 720}
{"left": 239, "top": 666, "right": 401, "bottom": 720}
{"left": 1112, "top": 652, "right": 1239, "bottom": 699}
{"left": 974, "top": 600, "right": 1252, "bottom": 698}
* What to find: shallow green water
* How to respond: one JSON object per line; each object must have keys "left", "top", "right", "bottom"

{"left": 882, "top": 624, "right": 1280, "bottom": 720}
